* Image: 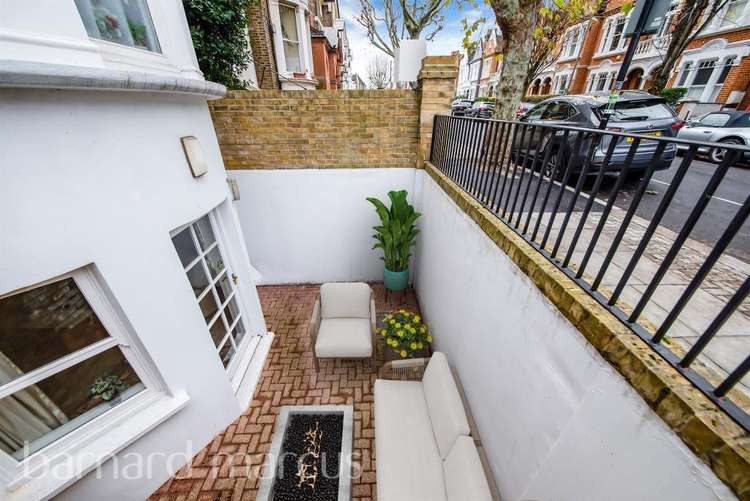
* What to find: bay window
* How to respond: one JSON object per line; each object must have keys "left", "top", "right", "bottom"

{"left": 279, "top": 4, "right": 303, "bottom": 73}
{"left": 74, "top": 0, "right": 160, "bottom": 53}
{"left": 562, "top": 26, "right": 582, "bottom": 58}
{"left": 600, "top": 16, "right": 627, "bottom": 53}
{"left": 686, "top": 59, "right": 716, "bottom": 99}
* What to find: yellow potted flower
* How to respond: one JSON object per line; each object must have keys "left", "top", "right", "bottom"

{"left": 381, "top": 310, "right": 430, "bottom": 358}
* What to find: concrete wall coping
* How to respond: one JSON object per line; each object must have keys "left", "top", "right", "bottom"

{"left": 0, "top": 60, "right": 226, "bottom": 99}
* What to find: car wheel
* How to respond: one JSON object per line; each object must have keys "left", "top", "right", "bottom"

{"left": 543, "top": 150, "right": 566, "bottom": 181}
{"left": 709, "top": 138, "right": 742, "bottom": 165}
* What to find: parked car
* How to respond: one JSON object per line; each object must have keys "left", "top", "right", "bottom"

{"left": 676, "top": 110, "right": 750, "bottom": 164}
{"left": 514, "top": 91, "right": 680, "bottom": 179}
{"left": 451, "top": 99, "right": 473, "bottom": 116}
{"left": 517, "top": 102, "right": 534, "bottom": 118}
{"left": 466, "top": 100, "right": 495, "bottom": 118}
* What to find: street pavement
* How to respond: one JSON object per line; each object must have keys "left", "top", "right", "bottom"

{"left": 465, "top": 155, "right": 750, "bottom": 406}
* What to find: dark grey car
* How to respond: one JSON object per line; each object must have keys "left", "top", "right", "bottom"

{"left": 515, "top": 92, "right": 681, "bottom": 178}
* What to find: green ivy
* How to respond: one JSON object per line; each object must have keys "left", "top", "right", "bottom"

{"left": 183, "top": 0, "right": 254, "bottom": 89}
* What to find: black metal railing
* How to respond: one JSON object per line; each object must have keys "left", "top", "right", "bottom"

{"left": 430, "top": 114, "right": 750, "bottom": 430}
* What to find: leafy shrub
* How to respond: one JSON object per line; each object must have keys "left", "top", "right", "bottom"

{"left": 660, "top": 87, "right": 688, "bottom": 105}
{"left": 183, "top": 0, "right": 253, "bottom": 88}
{"left": 366, "top": 190, "right": 420, "bottom": 272}
{"left": 475, "top": 96, "right": 496, "bottom": 102}
{"left": 523, "top": 94, "right": 557, "bottom": 103}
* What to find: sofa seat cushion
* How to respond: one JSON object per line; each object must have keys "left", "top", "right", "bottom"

{"left": 315, "top": 318, "right": 372, "bottom": 358}
{"left": 320, "top": 282, "right": 371, "bottom": 318}
{"left": 375, "top": 379, "right": 446, "bottom": 501}
{"left": 443, "top": 436, "right": 493, "bottom": 501}
{"left": 422, "top": 352, "right": 471, "bottom": 458}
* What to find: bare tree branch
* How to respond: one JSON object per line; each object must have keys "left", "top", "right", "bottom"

{"left": 368, "top": 55, "right": 392, "bottom": 88}
{"left": 358, "top": 0, "right": 449, "bottom": 53}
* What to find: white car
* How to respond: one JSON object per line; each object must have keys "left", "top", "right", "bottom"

{"left": 676, "top": 110, "right": 750, "bottom": 164}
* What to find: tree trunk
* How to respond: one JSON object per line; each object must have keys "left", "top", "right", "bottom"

{"left": 491, "top": 0, "right": 543, "bottom": 120}
{"left": 647, "top": 0, "right": 709, "bottom": 95}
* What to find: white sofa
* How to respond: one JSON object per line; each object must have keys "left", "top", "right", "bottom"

{"left": 308, "top": 282, "right": 376, "bottom": 370}
{"left": 375, "top": 352, "right": 495, "bottom": 501}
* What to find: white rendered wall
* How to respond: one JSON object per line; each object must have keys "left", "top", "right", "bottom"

{"left": 0, "top": 88, "right": 267, "bottom": 500}
{"left": 231, "top": 168, "right": 420, "bottom": 284}
{"left": 414, "top": 171, "right": 735, "bottom": 501}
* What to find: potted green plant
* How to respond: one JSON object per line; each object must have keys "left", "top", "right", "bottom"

{"left": 366, "top": 190, "right": 420, "bottom": 291}
{"left": 379, "top": 310, "right": 432, "bottom": 358}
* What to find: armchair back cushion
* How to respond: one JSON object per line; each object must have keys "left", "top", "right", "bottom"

{"left": 320, "top": 282, "right": 371, "bottom": 319}
{"left": 443, "top": 436, "right": 493, "bottom": 501}
{"left": 422, "top": 352, "right": 471, "bottom": 458}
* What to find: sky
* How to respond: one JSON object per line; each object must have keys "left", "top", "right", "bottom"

{"left": 338, "top": 0, "right": 495, "bottom": 84}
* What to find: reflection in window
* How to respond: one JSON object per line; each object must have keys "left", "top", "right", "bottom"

{"left": 720, "top": 0, "right": 748, "bottom": 27}
{"left": 74, "top": 0, "right": 161, "bottom": 53}
{"left": 0, "top": 276, "right": 143, "bottom": 459}
{"left": 279, "top": 4, "right": 302, "bottom": 73}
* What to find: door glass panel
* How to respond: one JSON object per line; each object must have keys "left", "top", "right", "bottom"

{"left": 171, "top": 229, "right": 198, "bottom": 268}
{"left": 216, "top": 274, "right": 233, "bottom": 303}
{"left": 186, "top": 262, "right": 209, "bottom": 297}
{"left": 209, "top": 316, "right": 226, "bottom": 346}
{"left": 232, "top": 318, "right": 246, "bottom": 347}
{"left": 205, "top": 247, "right": 225, "bottom": 279}
{"left": 193, "top": 216, "right": 216, "bottom": 251}
{"left": 0, "top": 278, "right": 109, "bottom": 383}
{"left": 219, "top": 342, "right": 235, "bottom": 368}
{"left": 199, "top": 292, "right": 219, "bottom": 323}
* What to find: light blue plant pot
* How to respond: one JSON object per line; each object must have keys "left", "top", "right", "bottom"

{"left": 384, "top": 268, "right": 409, "bottom": 291}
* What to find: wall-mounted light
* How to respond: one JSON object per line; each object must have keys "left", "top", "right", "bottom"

{"left": 180, "top": 136, "right": 207, "bottom": 178}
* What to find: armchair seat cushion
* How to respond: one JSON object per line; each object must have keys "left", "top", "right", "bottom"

{"left": 375, "top": 379, "right": 446, "bottom": 501}
{"left": 315, "top": 318, "right": 373, "bottom": 358}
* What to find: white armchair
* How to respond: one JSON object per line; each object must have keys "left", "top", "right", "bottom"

{"left": 309, "top": 282, "right": 376, "bottom": 370}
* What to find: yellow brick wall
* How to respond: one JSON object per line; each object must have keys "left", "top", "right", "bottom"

{"left": 209, "top": 90, "right": 420, "bottom": 169}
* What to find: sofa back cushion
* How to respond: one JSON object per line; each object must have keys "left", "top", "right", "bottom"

{"left": 320, "top": 282, "right": 371, "bottom": 319}
{"left": 422, "top": 352, "right": 470, "bottom": 458}
{"left": 443, "top": 436, "right": 493, "bottom": 501}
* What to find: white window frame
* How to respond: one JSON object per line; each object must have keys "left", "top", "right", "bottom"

{"left": 170, "top": 211, "right": 255, "bottom": 380}
{"left": 278, "top": 3, "right": 303, "bottom": 73}
{"left": 561, "top": 25, "right": 583, "bottom": 59}
{"left": 598, "top": 14, "right": 629, "bottom": 55}
{"left": 269, "top": 0, "right": 313, "bottom": 79}
{"left": 0, "top": 267, "right": 183, "bottom": 493}
{"left": 657, "top": 1, "right": 680, "bottom": 36}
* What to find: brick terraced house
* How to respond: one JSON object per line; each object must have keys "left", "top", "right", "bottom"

{"left": 247, "top": 0, "right": 351, "bottom": 90}
{"left": 527, "top": 0, "right": 750, "bottom": 113}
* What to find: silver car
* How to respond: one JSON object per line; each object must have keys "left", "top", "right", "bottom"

{"left": 676, "top": 110, "right": 750, "bottom": 164}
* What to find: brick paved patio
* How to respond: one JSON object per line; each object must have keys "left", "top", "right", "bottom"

{"left": 150, "top": 283, "right": 420, "bottom": 501}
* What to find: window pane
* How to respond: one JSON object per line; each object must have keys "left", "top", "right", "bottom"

{"left": 0, "top": 279, "right": 109, "bottom": 383}
{"left": 219, "top": 342, "right": 235, "bottom": 368}
{"left": 279, "top": 5, "right": 299, "bottom": 42}
{"left": 171, "top": 229, "right": 198, "bottom": 268}
{"left": 232, "top": 318, "right": 246, "bottom": 347}
{"left": 700, "top": 113, "right": 731, "bottom": 126}
{"left": 186, "top": 262, "right": 210, "bottom": 298}
{"left": 284, "top": 41, "right": 302, "bottom": 73}
{"left": 199, "top": 292, "right": 219, "bottom": 323}
{"left": 205, "top": 247, "right": 225, "bottom": 279}
{"left": 693, "top": 61, "right": 715, "bottom": 86}
{"left": 209, "top": 316, "right": 226, "bottom": 347}
{"left": 216, "top": 274, "right": 233, "bottom": 304}
{"left": 74, "top": 0, "right": 161, "bottom": 52}
{"left": 193, "top": 216, "right": 215, "bottom": 252}
{"left": 224, "top": 297, "right": 240, "bottom": 326}
{"left": 0, "top": 347, "right": 143, "bottom": 459}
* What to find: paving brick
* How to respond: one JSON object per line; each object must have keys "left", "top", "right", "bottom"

{"left": 150, "top": 283, "right": 420, "bottom": 501}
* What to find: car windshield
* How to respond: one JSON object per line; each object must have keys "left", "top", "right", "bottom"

{"left": 597, "top": 100, "right": 674, "bottom": 122}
